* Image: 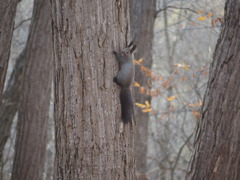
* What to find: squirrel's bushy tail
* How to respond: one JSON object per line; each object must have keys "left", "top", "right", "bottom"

{"left": 120, "top": 88, "right": 133, "bottom": 123}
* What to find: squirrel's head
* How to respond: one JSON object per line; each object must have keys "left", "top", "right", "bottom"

{"left": 122, "top": 41, "right": 136, "bottom": 56}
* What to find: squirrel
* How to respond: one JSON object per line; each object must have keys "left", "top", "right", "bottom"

{"left": 113, "top": 41, "right": 136, "bottom": 123}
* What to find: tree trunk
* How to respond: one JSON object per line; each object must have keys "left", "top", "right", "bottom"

{"left": 11, "top": 0, "right": 52, "bottom": 179}
{"left": 0, "top": 49, "right": 25, "bottom": 166}
{"left": 187, "top": 0, "right": 240, "bottom": 179}
{"left": 0, "top": 0, "right": 19, "bottom": 101}
{"left": 129, "top": 0, "right": 156, "bottom": 173}
{"left": 52, "top": 0, "right": 135, "bottom": 179}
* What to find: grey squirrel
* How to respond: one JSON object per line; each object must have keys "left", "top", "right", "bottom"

{"left": 113, "top": 41, "right": 136, "bottom": 123}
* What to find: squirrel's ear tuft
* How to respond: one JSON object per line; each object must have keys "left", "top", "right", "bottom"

{"left": 130, "top": 44, "right": 137, "bottom": 54}
{"left": 128, "top": 41, "right": 134, "bottom": 47}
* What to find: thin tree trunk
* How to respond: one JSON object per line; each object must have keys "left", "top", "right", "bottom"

{"left": 0, "top": 0, "right": 20, "bottom": 100}
{"left": 129, "top": 0, "right": 156, "bottom": 173}
{"left": 187, "top": 0, "right": 240, "bottom": 179}
{"left": 52, "top": 0, "right": 136, "bottom": 179}
{"left": 11, "top": 0, "right": 52, "bottom": 179}
{"left": 0, "top": 49, "right": 25, "bottom": 166}
{"left": 163, "top": 0, "right": 174, "bottom": 110}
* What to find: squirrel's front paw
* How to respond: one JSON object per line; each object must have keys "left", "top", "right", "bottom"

{"left": 113, "top": 51, "right": 118, "bottom": 56}
{"left": 113, "top": 77, "right": 121, "bottom": 86}
{"left": 113, "top": 77, "right": 117, "bottom": 83}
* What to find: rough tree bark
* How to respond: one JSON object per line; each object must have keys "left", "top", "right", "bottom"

{"left": 11, "top": 0, "right": 52, "bottom": 179}
{"left": 0, "top": 0, "right": 20, "bottom": 100}
{"left": 129, "top": 0, "right": 156, "bottom": 173}
{"left": 187, "top": 0, "right": 240, "bottom": 179}
{"left": 52, "top": 0, "right": 135, "bottom": 179}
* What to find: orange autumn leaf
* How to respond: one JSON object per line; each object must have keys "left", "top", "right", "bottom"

{"left": 198, "top": 101, "right": 203, "bottom": 107}
{"left": 134, "top": 81, "right": 141, "bottom": 87}
{"left": 192, "top": 110, "right": 200, "bottom": 119}
{"left": 139, "top": 87, "right": 145, "bottom": 94}
{"left": 145, "top": 71, "right": 151, "bottom": 77}
{"left": 197, "top": 16, "right": 207, "bottom": 21}
{"left": 183, "top": 66, "right": 189, "bottom": 71}
{"left": 174, "top": 63, "right": 190, "bottom": 70}
{"left": 208, "top": 12, "right": 213, "bottom": 17}
{"left": 188, "top": 104, "right": 195, "bottom": 108}
{"left": 140, "top": 65, "right": 150, "bottom": 73}
{"left": 135, "top": 103, "right": 146, "bottom": 108}
{"left": 166, "top": 96, "right": 176, "bottom": 101}
{"left": 134, "top": 58, "right": 143, "bottom": 65}
{"left": 142, "top": 108, "right": 153, "bottom": 113}
{"left": 145, "top": 101, "right": 150, "bottom": 108}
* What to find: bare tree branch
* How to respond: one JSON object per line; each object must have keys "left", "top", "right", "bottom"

{"left": 156, "top": 6, "right": 197, "bottom": 17}
{"left": 14, "top": 18, "right": 31, "bottom": 30}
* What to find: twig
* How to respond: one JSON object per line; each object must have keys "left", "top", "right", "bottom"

{"left": 14, "top": 18, "right": 31, "bottom": 30}
{"left": 156, "top": 6, "right": 197, "bottom": 17}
